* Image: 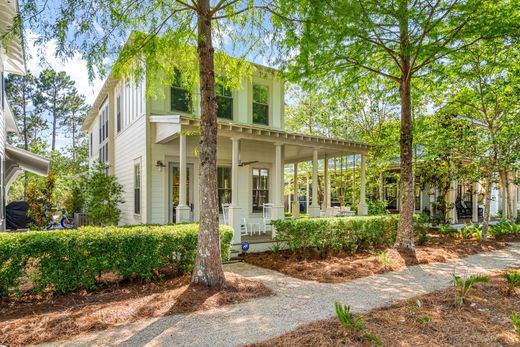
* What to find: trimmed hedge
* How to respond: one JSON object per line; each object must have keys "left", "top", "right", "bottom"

{"left": 0, "top": 224, "right": 233, "bottom": 296}
{"left": 272, "top": 216, "right": 398, "bottom": 254}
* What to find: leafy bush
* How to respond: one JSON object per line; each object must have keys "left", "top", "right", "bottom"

{"left": 63, "top": 176, "right": 87, "bottom": 215}
{"left": 414, "top": 214, "right": 431, "bottom": 245}
{"left": 272, "top": 216, "right": 398, "bottom": 255}
{"left": 26, "top": 170, "right": 57, "bottom": 229}
{"left": 85, "top": 162, "right": 124, "bottom": 226}
{"left": 0, "top": 224, "right": 233, "bottom": 296}
{"left": 367, "top": 200, "right": 387, "bottom": 215}
{"left": 489, "top": 220, "right": 520, "bottom": 236}
{"left": 452, "top": 273, "right": 490, "bottom": 306}
{"left": 502, "top": 271, "right": 520, "bottom": 295}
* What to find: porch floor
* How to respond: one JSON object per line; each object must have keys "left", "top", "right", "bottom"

{"left": 241, "top": 230, "right": 274, "bottom": 243}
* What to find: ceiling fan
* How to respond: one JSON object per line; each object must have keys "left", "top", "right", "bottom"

{"left": 238, "top": 160, "right": 258, "bottom": 167}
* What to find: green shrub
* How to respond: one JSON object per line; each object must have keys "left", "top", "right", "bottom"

{"left": 367, "top": 200, "right": 387, "bottom": 215}
{"left": 512, "top": 312, "right": 520, "bottom": 336}
{"left": 272, "top": 216, "right": 398, "bottom": 255}
{"left": 489, "top": 220, "right": 520, "bottom": 236}
{"left": 0, "top": 224, "right": 233, "bottom": 296}
{"left": 334, "top": 302, "right": 366, "bottom": 333}
{"left": 452, "top": 273, "right": 490, "bottom": 306}
{"left": 502, "top": 271, "right": 520, "bottom": 295}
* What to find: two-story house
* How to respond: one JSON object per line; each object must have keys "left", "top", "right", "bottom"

{"left": 82, "top": 41, "right": 371, "bottom": 248}
{"left": 1, "top": 0, "right": 50, "bottom": 231}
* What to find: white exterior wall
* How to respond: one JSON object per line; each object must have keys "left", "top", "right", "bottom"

{"left": 149, "top": 136, "right": 279, "bottom": 225}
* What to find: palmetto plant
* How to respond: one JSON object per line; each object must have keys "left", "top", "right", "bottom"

{"left": 502, "top": 271, "right": 520, "bottom": 295}
{"left": 334, "top": 302, "right": 367, "bottom": 333}
{"left": 452, "top": 273, "right": 490, "bottom": 305}
{"left": 511, "top": 312, "right": 520, "bottom": 336}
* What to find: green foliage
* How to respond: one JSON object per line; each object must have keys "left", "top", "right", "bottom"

{"left": 334, "top": 303, "right": 367, "bottom": 333}
{"left": 26, "top": 170, "right": 56, "bottom": 228}
{"left": 512, "top": 312, "right": 520, "bottom": 336}
{"left": 458, "top": 224, "right": 480, "bottom": 239}
{"left": 272, "top": 216, "right": 398, "bottom": 256}
{"left": 0, "top": 224, "right": 233, "bottom": 296}
{"left": 85, "top": 162, "right": 124, "bottom": 225}
{"left": 367, "top": 200, "right": 387, "bottom": 216}
{"left": 414, "top": 214, "right": 431, "bottom": 245}
{"left": 63, "top": 175, "right": 87, "bottom": 215}
{"left": 489, "top": 220, "right": 520, "bottom": 236}
{"left": 452, "top": 273, "right": 490, "bottom": 305}
{"left": 502, "top": 271, "right": 520, "bottom": 295}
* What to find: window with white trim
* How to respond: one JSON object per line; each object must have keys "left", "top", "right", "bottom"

{"left": 134, "top": 161, "right": 141, "bottom": 214}
{"left": 252, "top": 84, "right": 269, "bottom": 125}
{"left": 252, "top": 168, "right": 269, "bottom": 212}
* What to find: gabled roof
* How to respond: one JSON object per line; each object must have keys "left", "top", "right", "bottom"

{"left": 0, "top": 0, "right": 25, "bottom": 75}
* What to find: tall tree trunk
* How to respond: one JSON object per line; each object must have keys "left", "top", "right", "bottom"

{"left": 394, "top": 75, "right": 415, "bottom": 251}
{"left": 482, "top": 176, "right": 493, "bottom": 240}
{"left": 191, "top": 1, "right": 225, "bottom": 288}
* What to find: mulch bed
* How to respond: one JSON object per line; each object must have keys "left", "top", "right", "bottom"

{"left": 247, "top": 270, "right": 520, "bottom": 347}
{"left": 242, "top": 233, "right": 520, "bottom": 283}
{"left": 0, "top": 273, "right": 273, "bottom": 346}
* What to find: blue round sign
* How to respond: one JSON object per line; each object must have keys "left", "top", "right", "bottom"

{"left": 241, "top": 242, "right": 250, "bottom": 252}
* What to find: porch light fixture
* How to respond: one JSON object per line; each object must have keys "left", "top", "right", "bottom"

{"left": 155, "top": 160, "right": 166, "bottom": 171}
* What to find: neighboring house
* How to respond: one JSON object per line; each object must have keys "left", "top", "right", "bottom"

{"left": 82, "top": 41, "right": 371, "bottom": 249}
{"left": 0, "top": 0, "right": 51, "bottom": 230}
{"left": 382, "top": 166, "right": 516, "bottom": 224}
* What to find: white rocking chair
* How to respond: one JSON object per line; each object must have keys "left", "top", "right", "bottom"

{"left": 262, "top": 203, "right": 273, "bottom": 234}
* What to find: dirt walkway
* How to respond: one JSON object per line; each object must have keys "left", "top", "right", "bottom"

{"left": 40, "top": 243, "right": 520, "bottom": 347}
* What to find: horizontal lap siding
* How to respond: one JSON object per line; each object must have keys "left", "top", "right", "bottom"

{"left": 149, "top": 136, "right": 278, "bottom": 224}
{"left": 114, "top": 115, "right": 147, "bottom": 225}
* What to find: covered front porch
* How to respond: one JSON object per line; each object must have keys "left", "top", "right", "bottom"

{"left": 150, "top": 115, "right": 371, "bottom": 249}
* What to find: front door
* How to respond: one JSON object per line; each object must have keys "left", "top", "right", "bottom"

{"left": 170, "top": 163, "right": 194, "bottom": 223}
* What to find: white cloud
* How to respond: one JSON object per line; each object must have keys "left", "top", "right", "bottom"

{"left": 25, "top": 32, "right": 104, "bottom": 105}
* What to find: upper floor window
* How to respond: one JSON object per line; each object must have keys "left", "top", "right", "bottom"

{"left": 218, "top": 166, "right": 232, "bottom": 212}
{"left": 171, "top": 70, "right": 190, "bottom": 113}
{"left": 89, "top": 132, "right": 93, "bottom": 156}
{"left": 216, "top": 82, "right": 233, "bottom": 120}
{"left": 98, "top": 103, "right": 109, "bottom": 143}
{"left": 116, "top": 95, "right": 121, "bottom": 133}
{"left": 252, "top": 168, "right": 269, "bottom": 212}
{"left": 252, "top": 84, "right": 269, "bottom": 125}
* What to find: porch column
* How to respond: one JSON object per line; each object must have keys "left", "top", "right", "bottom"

{"left": 472, "top": 181, "right": 479, "bottom": 223}
{"left": 324, "top": 155, "right": 331, "bottom": 208}
{"left": 272, "top": 143, "right": 285, "bottom": 218}
{"left": 176, "top": 135, "right": 190, "bottom": 223}
{"left": 308, "top": 148, "right": 321, "bottom": 217}
{"left": 228, "top": 138, "right": 242, "bottom": 244}
{"left": 292, "top": 162, "right": 300, "bottom": 218}
{"left": 448, "top": 180, "right": 458, "bottom": 224}
{"left": 357, "top": 153, "right": 368, "bottom": 215}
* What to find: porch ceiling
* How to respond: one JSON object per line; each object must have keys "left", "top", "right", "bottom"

{"left": 150, "top": 115, "right": 371, "bottom": 159}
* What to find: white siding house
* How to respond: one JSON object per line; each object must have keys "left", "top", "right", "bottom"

{"left": 82, "top": 48, "right": 371, "bottom": 249}
{"left": 0, "top": 0, "right": 51, "bottom": 230}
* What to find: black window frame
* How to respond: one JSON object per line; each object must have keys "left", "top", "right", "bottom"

{"left": 252, "top": 168, "right": 269, "bottom": 213}
{"left": 116, "top": 95, "right": 121, "bottom": 133}
{"left": 134, "top": 162, "right": 141, "bottom": 214}
{"left": 252, "top": 84, "right": 269, "bottom": 125}
{"left": 218, "top": 166, "right": 232, "bottom": 212}
{"left": 170, "top": 70, "right": 191, "bottom": 113}
{"left": 216, "top": 82, "right": 233, "bottom": 120}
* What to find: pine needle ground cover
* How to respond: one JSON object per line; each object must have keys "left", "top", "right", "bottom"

{"left": 243, "top": 231, "right": 519, "bottom": 283}
{"left": 247, "top": 269, "right": 520, "bottom": 347}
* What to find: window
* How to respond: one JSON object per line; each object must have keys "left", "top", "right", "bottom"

{"left": 89, "top": 132, "right": 93, "bottom": 156}
{"left": 98, "top": 103, "right": 109, "bottom": 143}
{"left": 218, "top": 166, "right": 232, "bottom": 211}
{"left": 216, "top": 82, "right": 233, "bottom": 120}
{"left": 252, "top": 84, "right": 269, "bottom": 125}
{"left": 99, "top": 143, "right": 109, "bottom": 163}
{"left": 171, "top": 70, "right": 190, "bottom": 112}
{"left": 252, "top": 168, "right": 269, "bottom": 212}
{"left": 116, "top": 95, "right": 121, "bottom": 133}
{"left": 134, "top": 162, "right": 141, "bottom": 214}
